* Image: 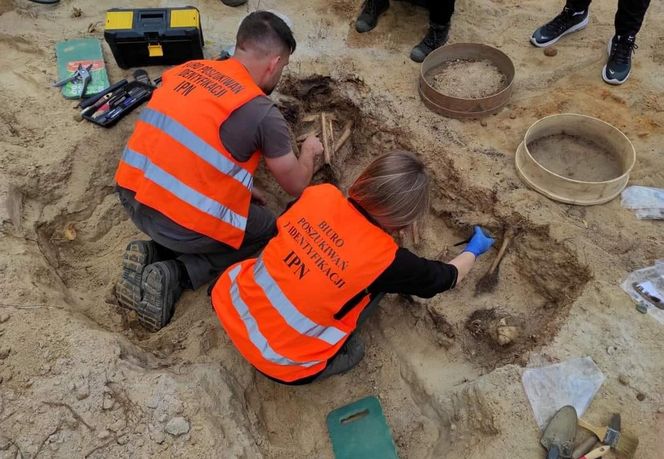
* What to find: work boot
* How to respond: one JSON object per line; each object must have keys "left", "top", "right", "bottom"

{"left": 602, "top": 34, "right": 637, "bottom": 85}
{"left": 530, "top": 6, "right": 589, "bottom": 47}
{"left": 355, "top": 0, "right": 389, "bottom": 33}
{"left": 410, "top": 22, "right": 450, "bottom": 63}
{"left": 221, "top": 0, "right": 247, "bottom": 6}
{"left": 137, "top": 260, "right": 183, "bottom": 331}
{"left": 116, "top": 240, "right": 157, "bottom": 312}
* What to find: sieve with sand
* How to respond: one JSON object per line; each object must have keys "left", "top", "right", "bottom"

{"left": 419, "top": 43, "right": 515, "bottom": 118}
{"left": 515, "top": 114, "right": 636, "bottom": 205}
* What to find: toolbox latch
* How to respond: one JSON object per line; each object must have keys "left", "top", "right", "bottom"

{"left": 147, "top": 43, "right": 164, "bottom": 57}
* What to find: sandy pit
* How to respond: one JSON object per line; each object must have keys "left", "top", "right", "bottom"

{"left": 1, "top": 0, "right": 664, "bottom": 458}
{"left": 428, "top": 59, "right": 507, "bottom": 99}
{"left": 528, "top": 134, "right": 624, "bottom": 182}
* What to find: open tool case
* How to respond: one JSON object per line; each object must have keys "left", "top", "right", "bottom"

{"left": 81, "top": 80, "right": 154, "bottom": 128}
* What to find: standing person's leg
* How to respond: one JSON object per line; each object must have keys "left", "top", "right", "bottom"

{"left": 602, "top": 0, "right": 650, "bottom": 85}
{"left": 566, "top": 0, "right": 592, "bottom": 11}
{"left": 355, "top": 0, "right": 390, "bottom": 33}
{"left": 409, "top": 0, "right": 454, "bottom": 62}
{"left": 530, "top": 0, "right": 591, "bottom": 47}
{"left": 427, "top": 0, "right": 454, "bottom": 26}
{"left": 614, "top": 0, "right": 650, "bottom": 35}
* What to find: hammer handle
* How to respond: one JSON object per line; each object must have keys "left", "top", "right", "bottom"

{"left": 578, "top": 418, "right": 607, "bottom": 441}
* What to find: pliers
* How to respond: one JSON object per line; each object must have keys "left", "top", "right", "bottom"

{"left": 53, "top": 63, "right": 92, "bottom": 98}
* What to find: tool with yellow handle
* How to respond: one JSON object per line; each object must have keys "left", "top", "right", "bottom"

{"left": 578, "top": 415, "right": 639, "bottom": 459}
{"left": 579, "top": 445, "right": 610, "bottom": 459}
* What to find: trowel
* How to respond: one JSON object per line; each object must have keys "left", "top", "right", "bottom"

{"left": 540, "top": 406, "right": 578, "bottom": 459}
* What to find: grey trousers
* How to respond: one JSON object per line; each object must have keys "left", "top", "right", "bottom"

{"left": 117, "top": 187, "right": 277, "bottom": 289}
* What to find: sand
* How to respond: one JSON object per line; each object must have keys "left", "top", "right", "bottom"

{"left": 528, "top": 134, "right": 624, "bottom": 181}
{"left": 429, "top": 59, "right": 507, "bottom": 99}
{"left": 1, "top": 0, "right": 664, "bottom": 458}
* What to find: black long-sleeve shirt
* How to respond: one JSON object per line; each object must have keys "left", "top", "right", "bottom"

{"left": 320, "top": 199, "right": 458, "bottom": 320}
{"left": 369, "top": 247, "right": 458, "bottom": 298}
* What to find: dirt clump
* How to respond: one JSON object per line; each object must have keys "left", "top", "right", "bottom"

{"left": 527, "top": 133, "right": 623, "bottom": 182}
{"left": 428, "top": 59, "right": 507, "bottom": 99}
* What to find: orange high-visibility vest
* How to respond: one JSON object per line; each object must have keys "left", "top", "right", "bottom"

{"left": 115, "top": 59, "right": 264, "bottom": 249}
{"left": 211, "top": 184, "right": 399, "bottom": 382}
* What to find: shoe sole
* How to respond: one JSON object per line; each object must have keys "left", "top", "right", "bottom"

{"left": 116, "top": 241, "right": 155, "bottom": 312}
{"left": 137, "top": 263, "right": 179, "bottom": 331}
{"left": 530, "top": 14, "right": 589, "bottom": 48}
{"left": 602, "top": 38, "right": 630, "bottom": 85}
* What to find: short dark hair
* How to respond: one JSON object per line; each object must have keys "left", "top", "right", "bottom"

{"left": 236, "top": 11, "right": 296, "bottom": 56}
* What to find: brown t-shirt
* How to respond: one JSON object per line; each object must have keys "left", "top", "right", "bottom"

{"left": 219, "top": 95, "right": 292, "bottom": 162}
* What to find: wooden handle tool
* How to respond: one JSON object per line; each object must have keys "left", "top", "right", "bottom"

{"left": 577, "top": 418, "right": 607, "bottom": 441}
{"left": 580, "top": 445, "right": 610, "bottom": 459}
{"left": 572, "top": 437, "right": 599, "bottom": 459}
{"left": 488, "top": 230, "right": 513, "bottom": 274}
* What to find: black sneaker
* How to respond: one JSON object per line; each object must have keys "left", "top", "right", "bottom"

{"left": 116, "top": 240, "right": 157, "bottom": 312}
{"left": 603, "top": 34, "right": 637, "bottom": 85}
{"left": 355, "top": 0, "right": 389, "bottom": 33}
{"left": 137, "top": 260, "right": 183, "bottom": 331}
{"left": 410, "top": 22, "right": 450, "bottom": 63}
{"left": 530, "top": 7, "right": 589, "bottom": 48}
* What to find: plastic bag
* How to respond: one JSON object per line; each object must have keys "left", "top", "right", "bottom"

{"left": 522, "top": 357, "right": 605, "bottom": 430}
{"left": 621, "top": 186, "right": 664, "bottom": 220}
{"left": 621, "top": 259, "right": 664, "bottom": 324}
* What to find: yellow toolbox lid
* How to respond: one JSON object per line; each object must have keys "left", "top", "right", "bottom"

{"left": 105, "top": 11, "right": 134, "bottom": 30}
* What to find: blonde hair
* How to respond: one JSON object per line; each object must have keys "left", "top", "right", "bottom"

{"left": 348, "top": 150, "right": 430, "bottom": 231}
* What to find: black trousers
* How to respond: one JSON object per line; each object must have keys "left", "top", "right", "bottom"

{"left": 385, "top": 0, "right": 455, "bottom": 25}
{"left": 427, "top": 0, "right": 455, "bottom": 26}
{"left": 566, "top": 0, "right": 651, "bottom": 35}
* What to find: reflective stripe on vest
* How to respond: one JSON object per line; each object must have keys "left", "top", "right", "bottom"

{"left": 212, "top": 184, "right": 400, "bottom": 382}
{"left": 115, "top": 59, "right": 264, "bottom": 249}
{"left": 122, "top": 147, "right": 247, "bottom": 231}
{"left": 140, "top": 108, "right": 253, "bottom": 190}
{"left": 253, "top": 257, "right": 347, "bottom": 346}
{"left": 227, "top": 265, "right": 322, "bottom": 368}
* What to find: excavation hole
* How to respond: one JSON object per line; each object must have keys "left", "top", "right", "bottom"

{"left": 37, "top": 75, "right": 591, "bottom": 373}
{"left": 26, "top": 73, "right": 593, "bottom": 458}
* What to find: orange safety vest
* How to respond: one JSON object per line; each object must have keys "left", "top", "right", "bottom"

{"left": 115, "top": 58, "right": 264, "bottom": 249}
{"left": 211, "top": 184, "right": 399, "bottom": 382}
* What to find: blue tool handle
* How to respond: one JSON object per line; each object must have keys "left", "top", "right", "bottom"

{"left": 547, "top": 445, "right": 561, "bottom": 459}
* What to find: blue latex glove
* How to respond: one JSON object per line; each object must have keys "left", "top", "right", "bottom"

{"left": 463, "top": 226, "right": 495, "bottom": 257}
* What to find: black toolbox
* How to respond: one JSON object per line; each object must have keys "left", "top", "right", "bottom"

{"left": 104, "top": 7, "right": 204, "bottom": 69}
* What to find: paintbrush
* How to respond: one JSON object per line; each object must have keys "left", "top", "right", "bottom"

{"left": 475, "top": 228, "right": 514, "bottom": 295}
{"left": 579, "top": 414, "right": 639, "bottom": 459}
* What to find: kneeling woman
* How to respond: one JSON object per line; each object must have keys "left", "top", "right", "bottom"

{"left": 210, "top": 151, "right": 494, "bottom": 384}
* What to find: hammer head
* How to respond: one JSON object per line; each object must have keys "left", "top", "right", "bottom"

{"left": 602, "top": 413, "right": 621, "bottom": 447}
